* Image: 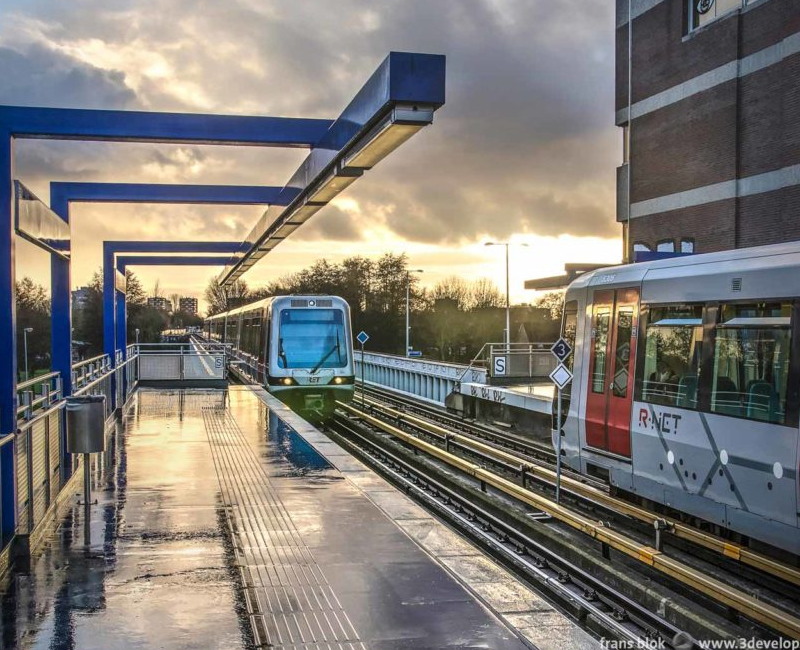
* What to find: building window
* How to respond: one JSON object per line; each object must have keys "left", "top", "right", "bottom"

{"left": 639, "top": 305, "right": 704, "bottom": 408}
{"left": 656, "top": 239, "right": 675, "bottom": 253}
{"left": 711, "top": 302, "right": 792, "bottom": 424}
{"left": 680, "top": 238, "right": 695, "bottom": 254}
{"left": 633, "top": 242, "right": 651, "bottom": 253}
{"left": 688, "top": 0, "right": 744, "bottom": 32}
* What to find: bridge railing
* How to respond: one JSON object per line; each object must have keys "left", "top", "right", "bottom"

{"left": 354, "top": 352, "right": 487, "bottom": 405}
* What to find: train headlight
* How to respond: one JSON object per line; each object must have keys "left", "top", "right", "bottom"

{"left": 333, "top": 376, "right": 344, "bottom": 385}
{"left": 282, "top": 377, "right": 294, "bottom": 386}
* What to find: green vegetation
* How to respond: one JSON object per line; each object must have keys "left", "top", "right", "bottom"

{"left": 205, "top": 253, "right": 562, "bottom": 363}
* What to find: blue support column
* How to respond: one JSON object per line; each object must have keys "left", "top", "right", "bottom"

{"left": 50, "top": 199, "right": 72, "bottom": 398}
{"left": 116, "top": 286, "right": 127, "bottom": 402}
{"left": 102, "top": 243, "right": 117, "bottom": 409}
{"left": 116, "top": 288, "right": 127, "bottom": 354}
{"left": 49, "top": 199, "right": 73, "bottom": 484}
{"left": 0, "top": 130, "right": 16, "bottom": 540}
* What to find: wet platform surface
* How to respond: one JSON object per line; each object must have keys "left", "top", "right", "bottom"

{"left": 0, "top": 387, "right": 545, "bottom": 650}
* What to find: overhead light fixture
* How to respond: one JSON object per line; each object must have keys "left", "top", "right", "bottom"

{"left": 307, "top": 165, "right": 363, "bottom": 203}
{"left": 343, "top": 104, "right": 435, "bottom": 170}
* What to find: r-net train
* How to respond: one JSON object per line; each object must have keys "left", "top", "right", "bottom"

{"left": 557, "top": 241, "right": 800, "bottom": 556}
{"left": 205, "top": 295, "right": 355, "bottom": 416}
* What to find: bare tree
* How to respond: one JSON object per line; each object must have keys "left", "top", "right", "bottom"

{"left": 470, "top": 278, "right": 504, "bottom": 309}
{"left": 204, "top": 276, "right": 250, "bottom": 315}
{"left": 431, "top": 276, "right": 471, "bottom": 311}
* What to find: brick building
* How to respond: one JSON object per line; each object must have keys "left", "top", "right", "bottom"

{"left": 616, "top": 0, "right": 800, "bottom": 258}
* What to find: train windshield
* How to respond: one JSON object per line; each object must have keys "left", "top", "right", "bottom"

{"left": 278, "top": 309, "right": 347, "bottom": 370}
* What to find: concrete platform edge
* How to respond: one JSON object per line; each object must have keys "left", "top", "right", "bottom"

{"left": 245, "top": 386, "right": 600, "bottom": 650}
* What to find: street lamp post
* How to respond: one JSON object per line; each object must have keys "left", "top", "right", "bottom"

{"left": 405, "top": 269, "right": 424, "bottom": 357}
{"left": 23, "top": 327, "right": 33, "bottom": 381}
{"left": 484, "top": 242, "right": 528, "bottom": 347}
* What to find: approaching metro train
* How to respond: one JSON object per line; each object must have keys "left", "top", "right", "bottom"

{"left": 557, "top": 241, "right": 800, "bottom": 555}
{"left": 205, "top": 295, "right": 355, "bottom": 416}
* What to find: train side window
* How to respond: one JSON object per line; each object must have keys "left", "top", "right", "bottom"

{"left": 639, "top": 304, "right": 703, "bottom": 408}
{"left": 612, "top": 307, "right": 633, "bottom": 398}
{"left": 562, "top": 301, "right": 578, "bottom": 373}
{"left": 711, "top": 302, "right": 792, "bottom": 424}
{"left": 592, "top": 310, "right": 611, "bottom": 393}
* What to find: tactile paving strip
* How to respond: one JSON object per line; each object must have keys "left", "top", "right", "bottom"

{"left": 203, "top": 408, "right": 366, "bottom": 650}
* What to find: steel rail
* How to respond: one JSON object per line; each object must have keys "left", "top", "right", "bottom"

{"left": 361, "top": 383, "right": 557, "bottom": 462}
{"left": 337, "top": 400, "right": 800, "bottom": 639}
{"left": 360, "top": 390, "right": 800, "bottom": 589}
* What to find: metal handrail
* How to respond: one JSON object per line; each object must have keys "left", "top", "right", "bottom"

{"left": 17, "top": 371, "right": 59, "bottom": 392}
{"left": 72, "top": 353, "right": 108, "bottom": 372}
{"left": 456, "top": 343, "right": 491, "bottom": 382}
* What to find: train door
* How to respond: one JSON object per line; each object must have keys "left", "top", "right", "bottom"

{"left": 585, "top": 288, "right": 639, "bottom": 457}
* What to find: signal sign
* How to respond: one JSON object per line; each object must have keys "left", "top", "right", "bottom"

{"left": 549, "top": 363, "right": 573, "bottom": 390}
{"left": 550, "top": 338, "right": 572, "bottom": 363}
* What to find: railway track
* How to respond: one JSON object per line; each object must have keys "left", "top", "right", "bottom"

{"left": 357, "top": 385, "right": 800, "bottom": 589}
{"left": 360, "top": 383, "right": 558, "bottom": 462}
{"left": 336, "top": 397, "right": 800, "bottom": 642}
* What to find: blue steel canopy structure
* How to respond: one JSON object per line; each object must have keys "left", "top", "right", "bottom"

{"left": 50, "top": 182, "right": 294, "bottom": 218}
{"left": 51, "top": 184, "right": 277, "bottom": 413}
{"left": 0, "top": 50, "right": 445, "bottom": 541}
{"left": 103, "top": 240, "right": 240, "bottom": 371}
{"left": 222, "top": 52, "right": 446, "bottom": 283}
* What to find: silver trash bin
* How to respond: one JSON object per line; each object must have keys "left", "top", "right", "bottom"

{"left": 66, "top": 394, "right": 106, "bottom": 453}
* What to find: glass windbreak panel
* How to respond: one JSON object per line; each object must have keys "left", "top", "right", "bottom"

{"left": 612, "top": 308, "right": 633, "bottom": 398}
{"left": 712, "top": 302, "right": 792, "bottom": 424}
{"left": 278, "top": 309, "right": 347, "bottom": 370}
{"left": 640, "top": 305, "right": 703, "bottom": 407}
{"left": 592, "top": 310, "right": 610, "bottom": 393}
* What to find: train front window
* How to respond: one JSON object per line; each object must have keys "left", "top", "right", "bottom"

{"left": 640, "top": 305, "right": 703, "bottom": 408}
{"left": 711, "top": 303, "right": 792, "bottom": 424}
{"left": 278, "top": 309, "right": 347, "bottom": 370}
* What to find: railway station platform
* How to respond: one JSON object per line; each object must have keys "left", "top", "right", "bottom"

{"left": 0, "top": 385, "right": 597, "bottom": 650}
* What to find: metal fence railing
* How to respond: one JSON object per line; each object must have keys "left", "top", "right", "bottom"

{"left": 4, "top": 351, "right": 139, "bottom": 548}
{"left": 2, "top": 340, "right": 225, "bottom": 552}
{"left": 135, "top": 343, "right": 227, "bottom": 381}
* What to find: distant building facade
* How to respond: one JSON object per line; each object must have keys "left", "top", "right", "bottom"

{"left": 147, "top": 296, "right": 172, "bottom": 311}
{"left": 616, "top": 0, "right": 799, "bottom": 258}
{"left": 178, "top": 297, "right": 198, "bottom": 314}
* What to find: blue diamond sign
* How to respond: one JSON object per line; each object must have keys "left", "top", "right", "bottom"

{"left": 356, "top": 331, "right": 370, "bottom": 345}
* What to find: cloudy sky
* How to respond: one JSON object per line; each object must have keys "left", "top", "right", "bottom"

{"left": 1, "top": 0, "right": 622, "bottom": 311}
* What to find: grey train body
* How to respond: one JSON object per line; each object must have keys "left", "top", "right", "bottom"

{"left": 559, "top": 241, "right": 800, "bottom": 555}
{"left": 205, "top": 295, "right": 355, "bottom": 416}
